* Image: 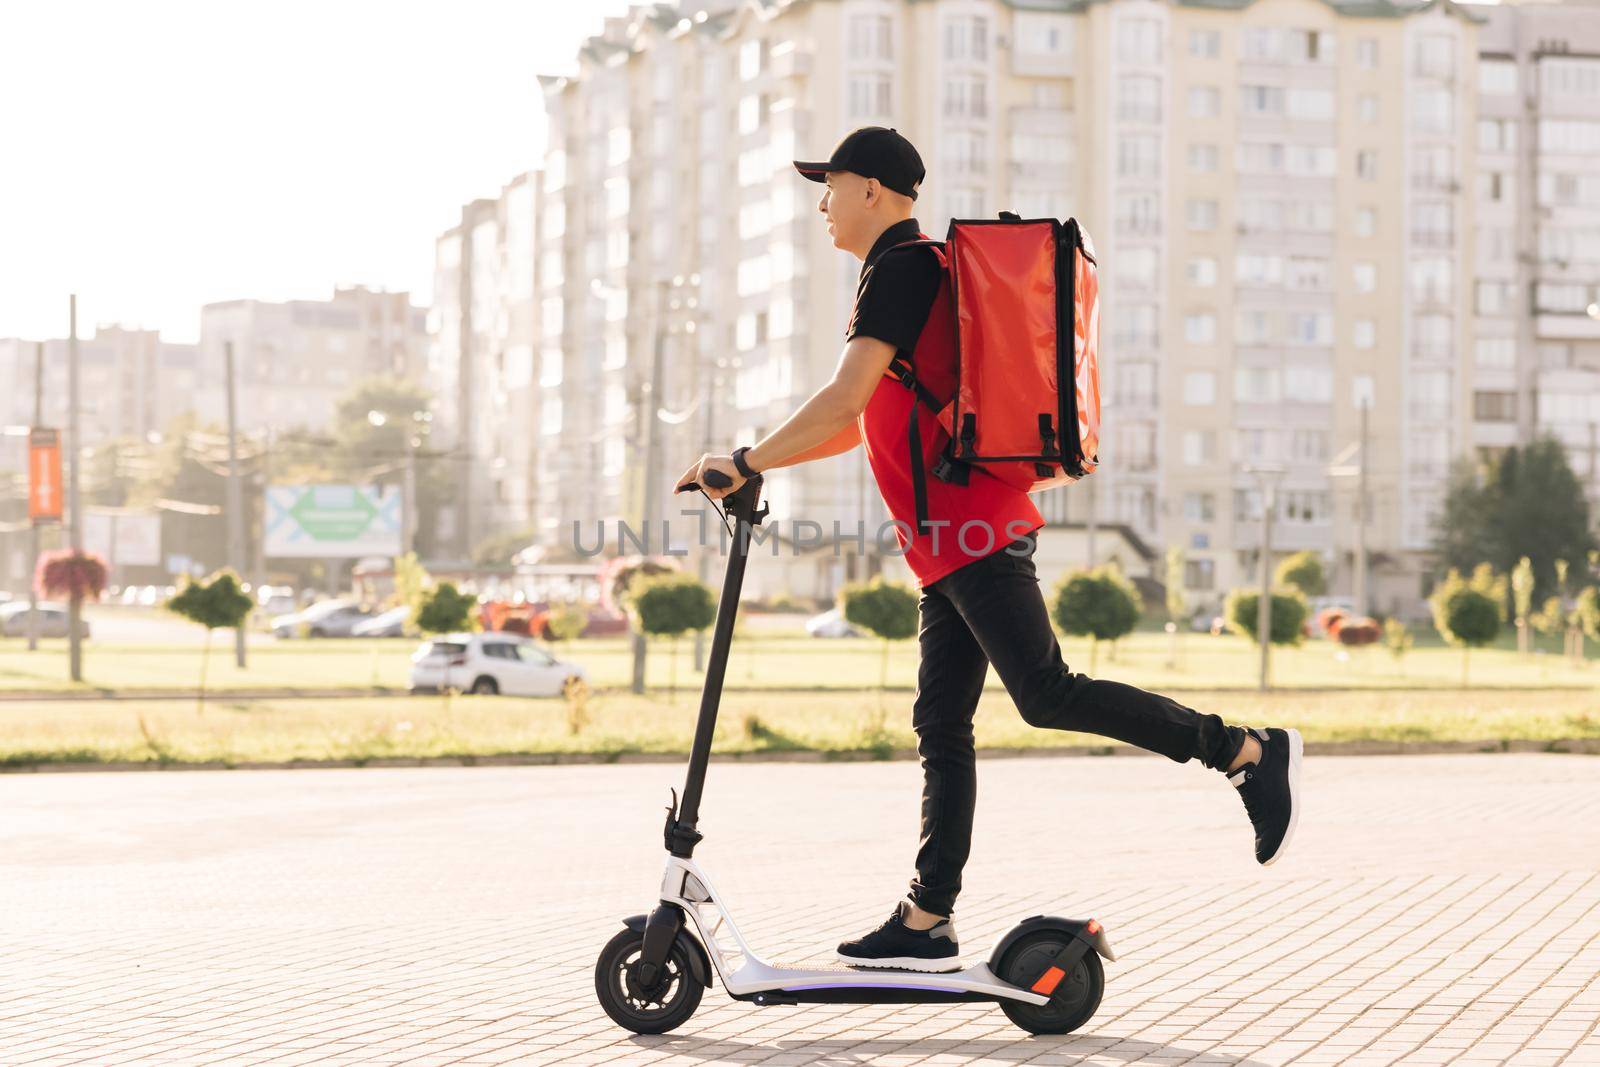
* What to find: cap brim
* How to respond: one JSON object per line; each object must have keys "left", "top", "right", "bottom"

{"left": 793, "top": 160, "right": 836, "bottom": 183}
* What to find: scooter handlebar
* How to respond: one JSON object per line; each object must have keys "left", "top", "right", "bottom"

{"left": 676, "top": 468, "right": 734, "bottom": 493}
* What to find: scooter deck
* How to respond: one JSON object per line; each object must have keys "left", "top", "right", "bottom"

{"left": 724, "top": 957, "right": 1050, "bottom": 1005}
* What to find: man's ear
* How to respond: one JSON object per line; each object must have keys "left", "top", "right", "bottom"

{"left": 863, "top": 177, "right": 881, "bottom": 205}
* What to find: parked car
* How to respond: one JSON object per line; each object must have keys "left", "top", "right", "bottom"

{"left": 805, "top": 607, "right": 863, "bottom": 639}
{"left": 271, "top": 600, "right": 374, "bottom": 639}
{"left": 351, "top": 605, "right": 410, "bottom": 638}
{"left": 0, "top": 601, "right": 90, "bottom": 638}
{"left": 408, "top": 633, "right": 586, "bottom": 696}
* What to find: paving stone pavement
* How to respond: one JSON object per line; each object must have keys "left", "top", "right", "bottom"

{"left": 4, "top": 753, "right": 1600, "bottom": 1066}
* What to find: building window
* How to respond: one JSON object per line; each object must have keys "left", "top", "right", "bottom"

{"left": 1189, "top": 29, "right": 1219, "bottom": 58}
{"left": 1358, "top": 95, "right": 1379, "bottom": 124}
{"left": 1184, "top": 493, "right": 1216, "bottom": 523}
{"left": 1183, "top": 372, "right": 1216, "bottom": 405}
{"left": 1118, "top": 75, "right": 1162, "bottom": 123}
{"left": 1240, "top": 27, "right": 1285, "bottom": 63}
{"left": 1116, "top": 247, "right": 1159, "bottom": 289}
{"left": 944, "top": 130, "right": 989, "bottom": 176}
{"left": 1239, "top": 84, "right": 1284, "bottom": 116}
{"left": 1356, "top": 150, "right": 1378, "bottom": 181}
{"left": 1184, "top": 313, "right": 1217, "bottom": 344}
{"left": 1117, "top": 134, "right": 1161, "bottom": 179}
{"left": 1285, "top": 364, "right": 1333, "bottom": 401}
{"left": 1015, "top": 13, "right": 1074, "bottom": 61}
{"left": 1357, "top": 38, "right": 1378, "bottom": 69}
{"left": 1354, "top": 319, "right": 1376, "bottom": 349}
{"left": 1187, "top": 257, "right": 1217, "bottom": 287}
{"left": 1536, "top": 283, "right": 1590, "bottom": 314}
{"left": 1115, "top": 192, "right": 1161, "bottom": 235}
{"left": 1475, "top": 280, "right": 1513, "bottom": 315}
{"left": 1236, "top": 253, "right": 1283, "bottom": 286}
{"left": 848, "top": 14, "right": 893, "bottom": 61}
{"left": 849, "top": 75, "right": 892, "bottom": 119}
{"left": 942, "top": 77, "right": 988, "bottom": 120}
{"left": 1480, "top": 58, "right": 1518, "bottom": 96}
{"left": 1185, "top": 558, "right": 1216, "bottom": 590}
{"left": 1188, "top": 143, "right": 1219, "bottom": 172}
{"left": 1475, "top": 337, "right": 1515, "bottom": 368}
{"left": 1116, "top": 18, "right": 1162, "bottom": 64}
{"left": 1186, "top": 199, "right": 1218, "bottom": 230}
{"left": 1413, "top": 34, "right": 1455, "bottom": 80}
{"left": 1182, "top": 430, "right": 1216, "bottom": 465}
{"left": 1188, "top": 86, "right": 1220, "bottom": 118}
{"left": 1234, "top": 367, "right": 1282, "bottom": 404}
{"left": 1474, "top": 391, "right": 1518, "bottom": 422}
{"left": 1288, "top": 312, "right": 1334, "bottom": 346}
{"left": 1356, "top": 207, "right": 1377, "bottom": 237}
{"left": 943, "top": 15, "right": 989, "bottom": 63}
{"left": 1236, "top": 309, "right": 1275, "bottom": 345}
{"left": 1291, "top": 429, "right": 1329, "bottom": 462}
{"left": 740, "top": 38, "right": 765, "bottom": 80}
{"left": 1478, "top": 118, "right": 1517, "bottom": 154}
{"left": 1353, "top": 263, "right": 1377, "bottom": 293}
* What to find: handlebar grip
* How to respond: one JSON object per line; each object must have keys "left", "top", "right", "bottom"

{"left": 676, "top": 468, "right": 734, "bottom": 493}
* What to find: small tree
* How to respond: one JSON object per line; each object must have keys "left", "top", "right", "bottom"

{"left": 1575, "top": 587, "right": 1600, "bottom": 665}
{"left": 1052, "top": 565, "right": 1141, "bottom": 674}
{"left": 1224, "top": 588, "right": 1309, "bottom": 647}
{"left": 166, "top": 570, "right": 254, "bottom": 715}
{"left": 36, "top": 548, "right": 109, "bottom": 682}
{"left": 841, "top": 577, "right": 919, "bottom": 730}
{"left": 1164, "top": 547, "right": 1186, "bottom": 669}
{"left": 392, "top": 551, "right": 431, "bottom": 634}
{"left": 1274, "top": 550, "right": 1326, "bottom": 598}
{"left": 1383, "top": 618, "right": 1413, "bottom": 673}
{"left": 416, "top": 582, "right": 477, "bottom": 695}
{"left": 1512, "top": 556, "right": 1536, "bottom": 656}
{"left": 1430, "top": 570, "right": 1501, "bottom": 685}
{"left": 631, "top": 574, "right": 716, "bottom": 699}
{"left": 546, "top": 600, "right": 589, "bottom": 651}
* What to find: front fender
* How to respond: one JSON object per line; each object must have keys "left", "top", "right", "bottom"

{"left": 989, "top": 914, "right": 1117, "bottom": 967}
{"left": 622, "top": 912, "right": 714, "bottom": 988}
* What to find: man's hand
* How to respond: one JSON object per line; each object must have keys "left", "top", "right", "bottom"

{"left": 674, "top": 453, "right": 745, "bottom": 501}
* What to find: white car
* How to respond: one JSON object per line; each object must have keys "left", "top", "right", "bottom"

{"left": 805, "top": 607, "right": 863, "bottom": 639}
{"left": 408, "top": 633, "right": 586, "bottom": 697}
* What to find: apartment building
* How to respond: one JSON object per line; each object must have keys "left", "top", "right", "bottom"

{"left": 1476, "top": 3, "right": 1600, "bottom": 509}
{"left": 524, "top": 0, "right": 1501, "bottom": 611}
{"left": 198, "top": 286, "right": 427, "bottom": 437}
{"left": 427, "top": 175, "right": 543, "bottom": 559}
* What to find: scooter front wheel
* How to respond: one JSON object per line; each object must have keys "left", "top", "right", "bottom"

{"left": 995, "top": 929, "right": 1104, "bottom": 1035}
{"left": 594, "top": 927, "right": 703, "bottom": 1034}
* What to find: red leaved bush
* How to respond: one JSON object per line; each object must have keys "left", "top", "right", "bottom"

{"left": 1336, "top": 618, "right": 1382, "bottom": 646}
{"left": 36, "top": 548, "right": 109, "bottom": 602}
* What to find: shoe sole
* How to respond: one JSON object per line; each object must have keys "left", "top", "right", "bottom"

{"left": 836, "top": 953, "right": 963, "bottom": 973}
{"left": 1261, "top": 728, "right": 1303, "bottom": 867}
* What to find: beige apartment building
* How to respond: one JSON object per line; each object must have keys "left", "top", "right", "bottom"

{"left": 521, "top": 0, "right": 1505, "bottom": 614}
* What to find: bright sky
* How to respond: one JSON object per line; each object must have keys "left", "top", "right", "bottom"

{"left": 0, "top": 0, "right": 637, "bottom": 343}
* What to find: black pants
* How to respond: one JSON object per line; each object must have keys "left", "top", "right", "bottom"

{"left": 907, "top": 534, "right": 1246, "bottom": 918}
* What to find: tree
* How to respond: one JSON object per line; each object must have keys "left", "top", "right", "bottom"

{"left": 166, "top": 570, "right": 254, "bottom": 714}
{"left": 1512, "top": 556, "right": 1536, "bottom": 656}
{"left": 1575, "top": 587, "right": 1600, "bottom": 663}
{"left": 36, "top": 548, "right": 108, "bottom": 682}
{"left": 415, "top": 582, "right": 477, "bottom": 694}
{"left": 392, "top": 552, "right": 430, "bottom": 633}
{"left": 631, "top": 574, "right": 715, "bottom": 698}
{"left": 1052, "top": 565, "right": 1141, "bottom": 674}
{"left": 1430, "top": 569, "right": 1503, "bottom": 685}
{"left": 1433, "top": 439, "right": 1595, "bottom": 607}
{"left": 1274, "top": 550, "right": 1326, "bottom": 598}
{"left": 841, "top": 577, "right": 919, "bottom": 696}
{"left": 546, "top": 601, "right": 589, "bottom": 649}
{"left": 1224, "top": 589, "right": 1309, "bottom": 647}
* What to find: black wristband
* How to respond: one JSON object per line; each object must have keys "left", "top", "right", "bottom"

{"left": 732, "top": 446, "right": 758, "bottom": 478}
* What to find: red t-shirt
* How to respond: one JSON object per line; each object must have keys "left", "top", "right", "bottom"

{"left": 859, "top": 379, "right": 1044, "bottom": 588}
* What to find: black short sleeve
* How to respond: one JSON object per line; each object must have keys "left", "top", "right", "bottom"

{"left": 845, "top": 247, "right": 942, "bottom": 354}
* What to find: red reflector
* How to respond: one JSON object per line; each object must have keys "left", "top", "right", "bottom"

{"left": 1030, "top": 965, "right": 1066, "bottom": 996}
{"left": 1085, "top": 919, "right": 1101, "bottom": 935}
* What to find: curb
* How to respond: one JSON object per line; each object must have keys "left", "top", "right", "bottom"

{"left": 5, "top": 737, "right": 1597, "bottom": 774}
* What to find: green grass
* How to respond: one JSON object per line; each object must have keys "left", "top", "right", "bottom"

{"left": 8, "top": 626, "right": 1599, "bottom": 695}
{"left": 3, "top": 688, "right": 1597, "bottom": 768}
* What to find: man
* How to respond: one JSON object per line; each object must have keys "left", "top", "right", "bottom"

{"left": 675, "top": 126, "right": 1302, "bottom": 974}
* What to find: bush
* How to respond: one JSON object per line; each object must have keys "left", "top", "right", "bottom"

{"left": 166, "top": 569, "right": 255, "bottom": 715}
{"left": 1052, "top": 565, "right": 1141, "bottom": 672}
{"left": 545, "top": 601, "right": 589, "bottom": 643}
{"left": 416, "top": 582, "right": 476, "bottom": 636}
{"left": 1430, "top": 569, "right": 1503, "bottom": 685}
{"left": 1274, "top": 551, "right": 1326, "bottom": 598}
{"left": 1224, "top": 588, "right": 1309, "bottom": 646}
{"left": 631, "top": 574, "right": 716, "bottom": 698}
{"left": 1383, "top": 618, "right": 1413, "bottom": 664}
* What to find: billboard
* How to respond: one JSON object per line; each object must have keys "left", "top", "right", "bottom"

{"left": 265, "top": 485, "right": 401, "bottom": 559}
{"left": 28, "top": 428, "right": 61, "bottom": 523}
{"left": 84, "top": 510, "right": 162, "bottom": 567}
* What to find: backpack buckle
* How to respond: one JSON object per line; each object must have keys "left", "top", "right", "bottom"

{"left": 931, "top": 453, "right": 970, "bottom": 486}
{"left": 1037, "top": 414, "right": 1059, "bottom": 458}
{"left": 890, "top": 357, "right": 917, "bottom": 390}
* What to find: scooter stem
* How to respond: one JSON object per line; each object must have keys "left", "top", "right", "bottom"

{"left": 666, "top": 475, "right": 766, "bottom": 856}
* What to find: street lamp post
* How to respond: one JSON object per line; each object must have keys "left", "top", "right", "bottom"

{"left": 1245, "top": 465, "right": 1285, "bottom": 691}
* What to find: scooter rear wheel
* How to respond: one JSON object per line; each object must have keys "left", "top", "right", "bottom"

{"left": 594, "top": 928, "right": 703, "bottom": 1034}
{"left": 995, "top": 929, "right": 1104, "bottom": 1035}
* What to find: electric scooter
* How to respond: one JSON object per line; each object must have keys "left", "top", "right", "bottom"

{"left": 594, "top": 471, "right": 1116, "bottom": 1036}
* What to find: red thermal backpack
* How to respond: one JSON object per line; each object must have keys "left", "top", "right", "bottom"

{"left": 879, "top": 212, "right": 1101, "bottom": 534}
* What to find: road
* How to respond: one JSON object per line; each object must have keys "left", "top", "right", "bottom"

{"left": 5, "top": 753, "right": 1599, "bottom": 1065}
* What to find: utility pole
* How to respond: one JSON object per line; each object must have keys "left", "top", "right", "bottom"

{"left": 27, "top": 341, "right": 43, "bottom": 651}
{"left": 632, "top": 281, "right": 670, "bottom": 695}
{"left": 1247, "top": 465, "right": 1285, "bottom": 692}
{"left": 403, "top": 430, "right": 418, "bottom": 557}
{"left": 1354, "top": 401, "right": 1370, "bottom": 618}
{"left": 224, "top": 341, "right": 247, "bottom": 667}
{"left": 67, "top": 296, "right": 82, "bottom": 683}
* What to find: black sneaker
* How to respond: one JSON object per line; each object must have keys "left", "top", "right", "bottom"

{"left": 837, "top": 900, "right": 961, "bottom": 972}
{"left": 1229, "top": 726, "right": 1304, "bottom": 866}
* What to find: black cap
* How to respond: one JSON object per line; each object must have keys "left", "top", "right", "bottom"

{"left": 794, "top": 126, "right": 925, "bottom": 201}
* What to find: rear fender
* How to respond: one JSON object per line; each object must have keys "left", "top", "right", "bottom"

{"left": 989, "top": 914, "right": 1117, "bottom": 969}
